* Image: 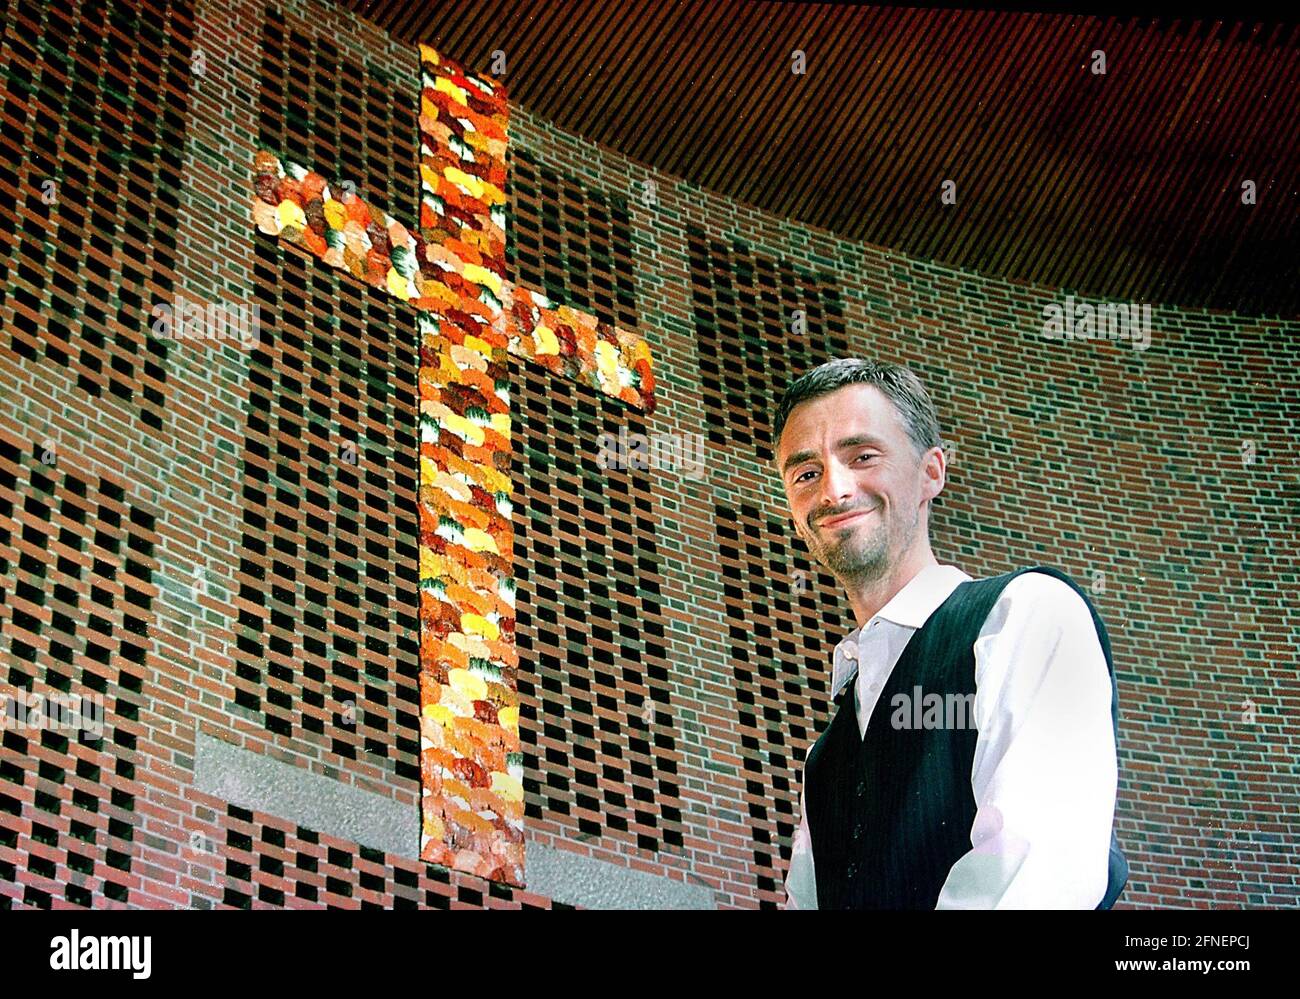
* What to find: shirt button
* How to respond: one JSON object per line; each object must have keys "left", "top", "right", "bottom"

{"left": 852, "top": 820, "right": 865, "bottom": 841}
{"left": 855, "top": 779, "right": 867, "bottom": 797}
{"left": 846, "top": 861, "right": 859, "bottom": 879}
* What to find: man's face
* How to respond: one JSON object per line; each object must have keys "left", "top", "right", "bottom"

{"left": 776, "top": 384, "right": 942, "bottom": 586}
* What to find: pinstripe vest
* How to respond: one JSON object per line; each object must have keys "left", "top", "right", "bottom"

{"left": 802, "top": 566, "right": 1129, "bottom": 909}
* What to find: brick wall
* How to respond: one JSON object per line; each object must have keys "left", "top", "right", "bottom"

{"left": 1, "top": 0, "right": 1295, "bottom": 909}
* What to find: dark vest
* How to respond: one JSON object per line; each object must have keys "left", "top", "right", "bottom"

{"left": 802, "top": 565, "right": 1129, "bottom": 909}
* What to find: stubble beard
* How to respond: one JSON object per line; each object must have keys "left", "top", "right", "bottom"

{"left": 805, "top": 502, "right": 919, "bottom": 588}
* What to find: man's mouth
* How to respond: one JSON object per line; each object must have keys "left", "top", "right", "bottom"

{"left": 818, "top": 507, "right": 875, "bottom": 529}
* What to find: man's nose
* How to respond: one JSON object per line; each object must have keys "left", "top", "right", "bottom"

{"left": 819, "top": 457, "right": 856, "bottom": 509}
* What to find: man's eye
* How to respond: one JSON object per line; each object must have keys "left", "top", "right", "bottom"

{"left": 790, "top": 455, "right": 873, "bottom": 481}
{"left": 794, "top": 455, "right": 875, "bottom": 483}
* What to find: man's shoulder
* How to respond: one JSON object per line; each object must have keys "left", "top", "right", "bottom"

{"left": 971, "top": 567, "right": 1102, "bottom": 637}
{"left": 974, "top": 566, "right": 1092, "bottom": 607}
{"left": 970, "top": 567, "right": 1118, "bottom": 724}
{"left": 998, "top": 567, "right": 1090, "bottom": 601}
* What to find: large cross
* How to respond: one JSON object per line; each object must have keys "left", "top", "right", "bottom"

{"left": 250, "top": 44, "right": 655, "bottom": 887}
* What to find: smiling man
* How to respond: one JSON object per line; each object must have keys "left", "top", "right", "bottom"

{"left": 774, "top": 358, "right": 1129, "bottom": 909}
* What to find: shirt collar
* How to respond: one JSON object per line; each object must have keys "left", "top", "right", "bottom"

{"left": 830, "top": 563, "right": 973, "bottom": 700}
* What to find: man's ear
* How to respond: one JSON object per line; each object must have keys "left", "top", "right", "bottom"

{"left": 922, "top": 445, "right": 946, "bottom": 501}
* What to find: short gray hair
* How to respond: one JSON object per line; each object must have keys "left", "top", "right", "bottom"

{"left": 773, "top": 358, "right": 942, "bottom": 458}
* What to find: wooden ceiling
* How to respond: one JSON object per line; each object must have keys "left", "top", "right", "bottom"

{"left": 343, "top": 1, "right": 1300, "bottom": 317}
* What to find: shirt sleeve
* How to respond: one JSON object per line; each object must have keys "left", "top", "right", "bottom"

{"left": 784, "top": 759, "right": 818, "bottom": 909}
{"left": 934, "top": 571, "right": 1118, "bottom": 909}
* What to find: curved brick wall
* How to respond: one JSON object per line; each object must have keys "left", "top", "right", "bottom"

{"left": 0, "top": 0, "right": 1295, "bottom": 909}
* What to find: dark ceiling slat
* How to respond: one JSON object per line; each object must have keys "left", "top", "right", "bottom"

{"left": 785, "top": 3, "right": 885, "bottom": 221}
{"left": 491, "top": 0, "right": 565, "bottom": 107}
{"left": 908, "top": 8, "right": 986, "bottom": 261}
{"left": 893, "top": 8, "right": 996, "bottom": 261}
{"left": 819, "top": 5, "right": 922, "bottom": 237}
{"left": 1103, "top": 17, "right": 1177, "bottom": 302}
{"left": 1200, "top": 20, "right": 1275, "bottom": 300}
{"left": 387, "top": 0, "right": 434, "bottom": 47}
{"left": 1138, "top": 21, "right": 1237, "bottom": 301}
{"left": 868, "top": 8, "right": 964, "bottom": 252}
{"left": 774, "top": 5, "right": 886, "bottom": 229}
{"left": 1023, "top": 15, "right": 1150, "bottom": 299}
{"left": 694, "top": 1, "right": 811, "bottom": 212}
{"left": 670, "top": 0, "right": 800, "bottom": 199}
{"left": 1196, "top": 26, "right": 1300, "bottom": 312}
{"left": 489, "top": 0, "right": 537, "bottom": 76}
{"left": 546, "top": 0, "right": 633, "bottom": 141}
{"left": 936, "top": 10, "right": 1040, "bottom": 277}
{"left": 978, "top": 12, "right": 1088, "bottom": 293}
{"left": 1141, "top": 25, "right": 1247, "bottom": 304}
{"left": 1090, "top": 15, "right": 1179, "bottom": 302}
{"left": 717, "top": 1, "right": 845, "bottom": 218}
{"left": 1015, "top": 12, "right": 1083, "bottom": 285}
{"left": 491, "top": 0, "right": 544, "bottom": 90}
{"left": 574, "top": 0, "right": 680, "bottom": 153}
{"left": 530, "top": 0, "right": 598, "bottom": 109}
{"left": 1039, "top": 15, "right": 1154, "bottom": 303}
{"left": 1127, "top": 17, "right": 1231, "bottom": 303}
{"left": 824, "top": 6, "right": 923, "bottom": 244}
{"left": 623, "top": 0, "right": 736, "bottom": 179}
{"left": 893, "top": 9, "right": 986, "bottom": 255}
{"left": 342, "top": 0, "right": 1300, "bottom": 316}
{"left": 1126, "top": 19, "right": 1259, "bottom": 304}
{"left": 613, "top": 1, "right": 722, "bottom": 178}
{"left": 1248, "top": 33, "right": 1300, "bottom": 313}
{"left": 962, "top": 12, "right": 1071, "bottom": 279}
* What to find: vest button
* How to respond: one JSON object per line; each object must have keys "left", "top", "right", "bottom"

{"left": 853, "top": 820, "right": 865, "bottom": 841}
{"left": 855, "top": 779, "right": 866, "bottom": 797}
{"left": 847, "top": 861, "right": 859, "bottom": 879}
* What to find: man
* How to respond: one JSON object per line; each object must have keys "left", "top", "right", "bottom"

{"left": 774, "top": 358, "right": 1128, "bottom": 909}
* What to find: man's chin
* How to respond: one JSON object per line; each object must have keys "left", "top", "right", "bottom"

{"left": 824, "top": 541, "right": 887, "bottom": 581}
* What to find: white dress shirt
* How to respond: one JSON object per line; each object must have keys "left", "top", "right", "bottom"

{"left": 783, "top": 562, "right": 1118, "bottom": 909}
